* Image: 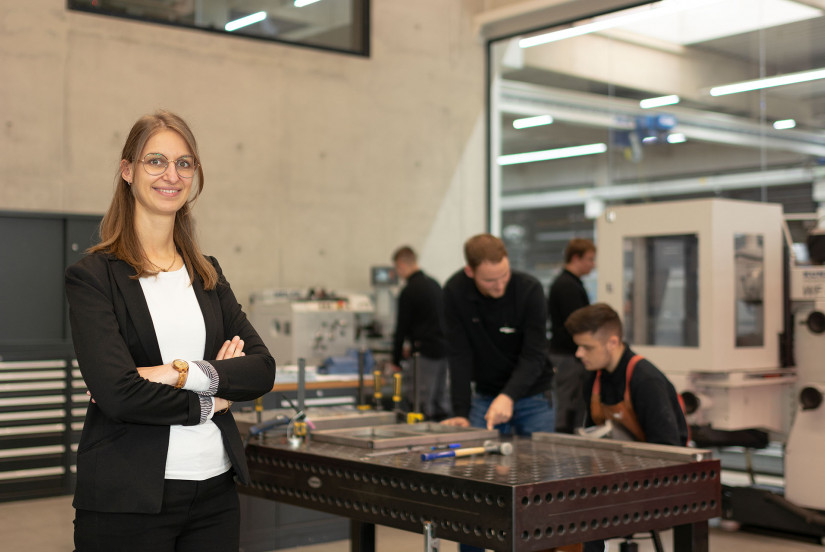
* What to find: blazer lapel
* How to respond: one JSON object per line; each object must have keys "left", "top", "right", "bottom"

{"left": 192, "top": 272, "right": 221, "bottom": 360}
{"left": 109, "top": 258, "right": 163, "bottom": 365}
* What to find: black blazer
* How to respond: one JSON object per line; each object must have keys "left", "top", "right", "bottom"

{"left": 65, "top": 252, "right": 276, "bottom": 514}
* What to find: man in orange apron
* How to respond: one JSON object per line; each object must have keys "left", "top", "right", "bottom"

{"left": 564, "top": 303, "right": 689, "bottom": 552}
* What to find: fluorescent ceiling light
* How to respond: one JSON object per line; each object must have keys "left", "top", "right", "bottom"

{"left": 513, "top": 115, "right": 553, "bottom": 129}
{"left": 519, "top": 0, "right": 719, "bottom": 48}
{"left": 667, "top": 133, "right": 687, "bottom": 144}
{"left": 620, "top": 0, "right": 820, "bottom": 46}
{"left": 519, "top": 0, "right": 820, "bottom": 48}
{"left": 640, "top": 95, "right": 680, "bottom": 109}
{"left": 498, "top": 143, "right": 607, "bottom": 165}
{"left": 225, "top": 11, "right": 266, "bottom": 31}
{"left": 709, "top": 67, "right": 825, "bottom": 96}
{"left": 773, "top": 119, "right": 797, "bottom": 130}
{"left": 295, "top": 0, "right": 322, "bottom": 6}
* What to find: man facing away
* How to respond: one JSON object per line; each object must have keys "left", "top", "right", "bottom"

{"left": 441, "top": 233, "right": 554, "bottom": 434}
{"left": 548, "top": 238, "right": 596, "bottom": 433}
{"left": 388, "top": 246, "right": 451, "bottom": 420}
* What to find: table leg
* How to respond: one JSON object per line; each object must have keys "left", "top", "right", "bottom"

{"left": 673, "top": 521, "right": 709, "bottom": 552}
{"left": 351, "top": 519, "right": 376, "bottom": 552}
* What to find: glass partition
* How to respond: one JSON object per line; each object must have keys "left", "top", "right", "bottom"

{"left": 68, "top": 0, "right": 369, "bottom": 56}
{"left": 489, "top": 0, "right": 824, "bottom": 285}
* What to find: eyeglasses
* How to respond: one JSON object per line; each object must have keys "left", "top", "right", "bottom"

{"left": 140, "top": 153, "right": 199, "bottom": 178}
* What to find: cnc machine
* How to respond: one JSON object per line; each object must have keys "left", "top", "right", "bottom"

{"left": 596, "top": 198, "right": 825, "bottom": 540}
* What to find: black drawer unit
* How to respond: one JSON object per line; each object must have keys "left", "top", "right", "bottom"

{"left": 0, "top": 359, "right": 88, "bottom": 502}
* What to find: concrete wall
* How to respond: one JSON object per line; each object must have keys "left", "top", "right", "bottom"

{"left": 1, "top": 0, "right": 533, "bottom": 303}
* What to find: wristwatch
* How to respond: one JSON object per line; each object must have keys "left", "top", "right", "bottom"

{"left": 172, "top": 359, "right": 189, "bottom": 389}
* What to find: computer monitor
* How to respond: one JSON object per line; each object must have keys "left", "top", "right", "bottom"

{"left": 370, "top": 266, "right": 398, "bottom": 286}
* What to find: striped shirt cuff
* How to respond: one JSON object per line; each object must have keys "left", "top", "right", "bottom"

{"left": 198, "top": 396, "right": 214, "bottom": 424}
{"left": 192, "top": 360, "right": 219, "bottom": 397}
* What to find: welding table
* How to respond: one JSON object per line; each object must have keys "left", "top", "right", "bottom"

{"left": 240, "top": 432, "right": 721, "bottom": 551}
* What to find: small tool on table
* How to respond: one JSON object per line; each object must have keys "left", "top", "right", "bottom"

{"left": 420, "top": 440, "right": 513, "bottom": 461}
{"left": 364, "top": 443, "right": 462, "bottom": 458}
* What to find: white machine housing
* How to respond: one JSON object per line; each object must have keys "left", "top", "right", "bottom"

{"left": 249, "top": 291, "right": 375, "bottom": 366}
{"left": 785, "top": 271, "right": 825, "bottom": 508}
{"left": 597, "top": 198, "right": 794, "bottom": 431}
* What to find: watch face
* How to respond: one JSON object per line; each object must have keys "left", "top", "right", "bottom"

{"left": 174, "top": 360, "right": 188, "bottom": 372}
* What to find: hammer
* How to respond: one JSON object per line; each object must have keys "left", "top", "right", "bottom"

{"left": 420, "top": 440, "right": 513, "bottom": 461}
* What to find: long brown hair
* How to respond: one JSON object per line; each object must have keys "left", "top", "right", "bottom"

{"left": 89, "top": 110, "right": 218, "bottom": 290}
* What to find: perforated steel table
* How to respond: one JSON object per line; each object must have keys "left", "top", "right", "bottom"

{"left": 240, "top": 432, "right": 720, "bottom": 551}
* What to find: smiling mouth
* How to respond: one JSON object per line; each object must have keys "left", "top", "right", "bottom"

{"left": 154, "top": 187, "right": 181, "bottom": 196}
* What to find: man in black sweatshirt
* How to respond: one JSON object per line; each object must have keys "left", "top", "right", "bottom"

{"left": 565, "top": 302, "right": 688, "bottom": 445}
{"left": 441, "top": 233, "right": 554, "bottom": 434}
{"left": 548, "top": 238, "right": 595, "bottom": 433}
{"left": 388, "top": 246, "right": 451, "bottom": 420}
{"left": 565, "top": 302, "right": 688, "bottom": 552}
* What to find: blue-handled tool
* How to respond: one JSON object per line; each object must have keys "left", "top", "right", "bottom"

{"left": 431, "top": 443, "right": 462, "bottom": 451}
{"left": 421, "top": 440, "right": 513, "bottom": 461}
{"left": 248, "top": 415, "right": 291, "bottom": 436}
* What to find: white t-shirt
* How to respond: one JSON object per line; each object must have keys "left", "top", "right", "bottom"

{"left": 140, "top": 266, "right": 231, "bottom": 480}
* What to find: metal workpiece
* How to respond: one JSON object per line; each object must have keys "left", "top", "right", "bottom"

{"left": 309, "top": 422, "right": 498, "bottom": 449}
{"left": 532, "top": 432, "right": 714, "bottom": 462}
{"left": 235, "top": 407, "right": 396, "bottom": 436}
{"left": 241, "top": 435, "right": 721, "bottom": 551}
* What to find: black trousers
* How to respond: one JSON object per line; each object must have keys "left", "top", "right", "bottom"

{"left": 74, "top": 470, "right": 240, "bottom": 552}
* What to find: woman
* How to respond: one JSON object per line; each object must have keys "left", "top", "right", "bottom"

{"left": 65, "top": 110, "right": 276, "bottom": 551}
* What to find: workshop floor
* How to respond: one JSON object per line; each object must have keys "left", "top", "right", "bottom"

{"left": 2, "top": 494, "right": 822, "bottom": 551}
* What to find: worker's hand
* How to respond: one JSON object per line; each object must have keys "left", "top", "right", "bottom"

{"left": 440, "top": 416, "right": 471, "bottom": 427}
{"left": 484, "top": 394, "right": 514, "bottom": 430}
{"left": 216, "top": 335, "right": 245, "bottom": 360}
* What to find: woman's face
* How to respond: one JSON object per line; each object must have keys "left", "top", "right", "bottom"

{"left": 121, "top": 129, "right": 195, "bottom": 220}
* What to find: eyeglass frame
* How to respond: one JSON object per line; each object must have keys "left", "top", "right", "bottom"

{"left": 139, "top": 152, "right": 200, "bottom": 179}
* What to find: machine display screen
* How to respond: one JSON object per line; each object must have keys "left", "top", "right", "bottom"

{"left": 371, "top": 266, "right": 398, "bottom": 286}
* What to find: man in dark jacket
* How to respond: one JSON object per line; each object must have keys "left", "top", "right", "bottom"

{"left": 548, "top": 238, "right": 595, "bottom": 433}
{"left": 441, "top": 233, "right": 554, "bottom": 435}
{"left": 565, "top": 302, "right": 688, "bottom": 445}
{"left": 388, "top": 246, "right": 451, "bottom": 420}
{"left": 566, "top": 302, "right": 688, "bottom": 552}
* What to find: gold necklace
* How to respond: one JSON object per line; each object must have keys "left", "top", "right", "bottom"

{"left": 148, "top": 253, "right": 177, "bottom": 272}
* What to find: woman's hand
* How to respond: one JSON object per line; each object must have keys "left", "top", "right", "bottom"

{"left": 137, "top": 364, "right": 179, "bottom": 386}
{"left": 214, "top": 396, "right": 232, "bottom": 413}
{"left": 125, "top": 335, "right": 243, "bottom": 395}
{"left": 216, "top": 335, "right": 245, "bottom": 361}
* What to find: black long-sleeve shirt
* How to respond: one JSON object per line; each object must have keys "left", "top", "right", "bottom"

{"left": 443, "top": 269, "right": 553, "bottom": 419}
{"left": 583, "top": 346, "right": 688, "bottom": 446}
{"left": 392, "top": 270, "right": 447, "bottom": 365}
{"left": 548, "top": 269, "right": 589, "bottom": 355}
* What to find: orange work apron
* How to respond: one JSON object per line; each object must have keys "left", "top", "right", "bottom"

{"left": 590, "top": 355, "right": 647, "bottom": 441}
